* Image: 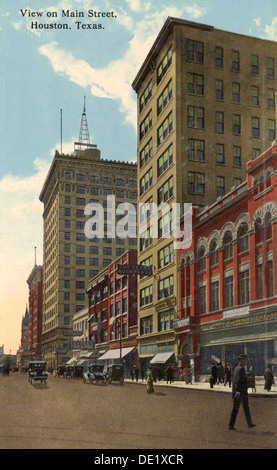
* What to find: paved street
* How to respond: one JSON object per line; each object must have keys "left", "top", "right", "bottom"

{"left": 0, "top": 372, "right": 276, "bottom": 449}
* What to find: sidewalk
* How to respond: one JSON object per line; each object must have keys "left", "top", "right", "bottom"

{"left": 126, "top": 378, "right": 277, "bottom": 397}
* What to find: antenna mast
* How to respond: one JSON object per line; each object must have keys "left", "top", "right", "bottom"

{"left": 74, "top": 96, "right": 96, "bottom": 151}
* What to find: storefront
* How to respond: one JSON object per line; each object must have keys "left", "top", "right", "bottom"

{"left": 199, "top": 309, "right": 277, "bottom": 376}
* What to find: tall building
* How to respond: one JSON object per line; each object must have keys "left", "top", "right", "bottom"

{"left": 132, "top": 17, "right": 277, "bottom": 369}
{"left": 26, "top": 264, "right": 43, "bottom": 360}
{"left": 39, "top": 105, "right": 137, "bottom": 368}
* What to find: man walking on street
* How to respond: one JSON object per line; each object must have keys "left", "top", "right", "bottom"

{"left": 229, "top": 354, "right": 256, "bottom": 430}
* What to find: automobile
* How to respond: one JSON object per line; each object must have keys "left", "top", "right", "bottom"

{"left": 55, "top": 365, "right": 66, "bottom": 378}
{"left": 28, "top": 361, "right": 48, "bottom": 385}
{"left": 83, "top": 364, "right": 107, "bottom": 384}
{"left": 65, "top": 365, "right": 74, "bottom": 378}
{"left": 106, "top": 364, "right": 124, "bottom": 384}
{"left": 72, "top": 365, "right": 84, "bottom": 379}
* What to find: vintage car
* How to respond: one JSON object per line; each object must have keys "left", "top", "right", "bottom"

{"left": 106, "top": 364, "right": 124, "bottom": 384}
{"left": 83, "top": 364, "right": 107, "bottom": 384}
{"left": 55, "top": 365, "right": 66, "bottom": 378}
{"left": 28, "top": 361, "right": 48, "bottom": 385}
{"left": 72, "top": 365, "right": 84, "bottom": 379}
{"left": 65, "top": 365, "right": 74, "bottom": 378}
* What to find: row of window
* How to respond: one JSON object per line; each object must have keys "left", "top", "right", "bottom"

{"left": 140, "top": 309, "right": 174, "bottom": 335}
{"left": 66, "top": 232, "right": 137, "bottom": 245}
{"left": 197, "top": 261, "right": 274, "bottom": 314}
{"left": 64, "top": 184, "right": 137, "bottom": 198}
{"left": 64, "top": 172, "right": 137, "bottom": 188}
{"left": 64, "top": 245, "right": 125, "bottom": 256}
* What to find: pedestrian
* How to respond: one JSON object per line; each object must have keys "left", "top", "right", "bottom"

{"left": 264, "top": 364, "right": 274, "bottom": 392}
{"left": 130, "top": 366, "right": 135, "bottom": 381}
{"left": 217, "top": 362, "right": 225, "bottom": 384}
{"left": 166, "top": 364, "right": 174, "bottom": 384}
{"left": 229, "top": 354, "right": 256, "bottom": 430}
{"left": 135, "top": 366, "right": 139, "bottom": 382}
{"left": 224, "top": 363, "right": 232, "bottom": 387}
{"left": 211, "top": 363, "right": 217, "bottom": 385}
{"left": 141, "top": 367, "right": 145, "bottom": 381}
{"left": 147, "top": 367, "right": 154, "bottom": 394}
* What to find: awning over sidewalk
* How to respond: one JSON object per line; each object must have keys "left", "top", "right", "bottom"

{"left": 66, "top": 358, "right": 77, "bottom": 365}
{"left": 150, "top": 352, "right": 175, "bottom": 364}
{"left": 98, "top": 347, "right": 135, "bottom": 361}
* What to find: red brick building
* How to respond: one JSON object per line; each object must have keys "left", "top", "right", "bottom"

{"left": 27, "top": 265, "right": 43, "bottom": 360}
{"left": 176, "top": 144, "right": 277, "bottom": 378}
{"left": 87, "top": 250, "right": 138, "bottom": 374}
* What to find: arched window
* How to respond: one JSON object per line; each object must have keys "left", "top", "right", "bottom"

{"left": 210, "top": 240, "right": 218, "bottom": 266}
{"left": 255, "top": 217, "right": 263, "bottom": 245}
{"left": 264, "top": 212, "right": 272, "bottom": 240}
{"left": 198, "top": 246, "right": 206, "bottom": 271}
{"left": 237, "top": 223, "right": 249, "bottom": 253}
{"left": 223, "top": 231, "right": 233, "bottom": 260}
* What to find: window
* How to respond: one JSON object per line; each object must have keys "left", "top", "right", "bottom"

{"left": 251, "top": 86, "right": 259, "bottom": 106}
{"left": 215, "top": 46, "right": 223, "bottom": 67}
{"left": 140, "top": 110, "right": 152, "bottom": 140}
{"left": 267, "top": 89, "right": 275, "bottom": 109}
{"left": 157, "top": 144, "right": 173, "bottom": 177}
{"left": 103, "top": 247, "right": 112, "bottom": 255}
{"left": 210, "top": 240, "right": 218, "bottom": 266}
{"left": 90, "top": 175, "right": 99, "bottom": 184}
{"left": 188, "top": 139, "right": 205, "bottom": 162}
{"left": 76, "top": 245, "right": 85, "bottom": 253}
{"left": 238, "top": 223, "right": 249, "bottom": 252}
{"left": 158, "top": 209, "right": 173, "bottom": 238}
{"left": 140, "top": 139, "right": 153, "bottom": 167}
{"left": 232, "top": 82, "right": 240, "bottom": 103}
{"left": 234, "top": 178, "right": 242, "bottom": 187}
{"left": 216, "top": 176, "right": 225, "bottom": 197}
{"left": 157, "top": 176, "right": 173, "bottom": 204}
{"left": 157, "top": 80, "right": 172, "bottom": 114}
{"left": 267, "top": 57, "right": 274, "bottom": 78}
{"left": 140, "top": 167, "right": 153, "bottom": 195}
{"left": 251, "top": 54, "right": 259, "bottom": 75}
{"left": 140, "top": 315, "right": 153, "bottom": 335}
{"left": 200, "top": 285, "right": 206, "bottom": 314}
{"left": 233, "top": 114, "right": 241, "bottom": 135}
{"left": 188, "top": 73, "right": 204, "bottom": 95}
{"left": 216, "top": 144, "right": 225, "bottom": 164}
{"left": 188, "top": 106, "right": 204, "bottom": 129}
{"left": 240, "top": 270, "right": 250, "bottom": 304}
{"left": 232, "top": 50, "right": 240, "bottom": 71}
{"left": 233, "top": 146, "right": 241, "bottom": 167}
{"left": 65, "top": 196, "right": 71, "bottom": 204}
{"left": 267, "top": 260, "right": 274, "bottom": 297}
{"left": 258, "top": 264, "right": 263, "bottom": 299}
{"left": 77, "top": 173, "right": 86, "bottom": 182}
{"left": 158, "top": 310, "right": 174, "bottom": 331}
{"left": 211, "top": 281, "right": 219, "bottom": 311}
{"left": 198, "top": 247, "right": 206, "bottom": 271}
{"left": 225, "top": 275, "right": 234, "bottom": 308}
{"left": 76, "top": 185, "right": 86, "bottom": 194}
{"left": 158, "top": 275, "right": 174, "bottom": 299}
{"left": 223, "top": 232, "right": 233, "bottom": 260}
{"left": 252, "top": 117, "right": 260, "bottom": 137}
{"left": 188, "top": 172, "right": 205, "bottom": 195}
{"left": 65, "top": 183, "right": 71, "bottom": 192}
{"left": 187, "top": 39, "right": 203, "bottom": 63}
{"left": 140, "top": 285, "right": 153, "bottom": 306}
{"left": 268, "top": 119, "right": 276, "bottom": 140}
{"left": 157, "top": 47, "right": 172, "bottom": 84}
{"left": 158, "top": 242, "right": 174, "bottom": 269}
{"left": 252, "top": 148, "right": 260, "bottom": 160}
{"left": 140, "top": 80, "right": 152, "bottom": 112}
{"left": 215, "top": 112, "right": 224, "bottom": 133}
{"left": 140, "top": 227, "right": 153, "bottom": 251}
{"left": 157, "top": 112, "right": 173, "bottom": 146}
{"left": 116, "top": 301, "right": 121, "bottom": 315}
{"left": 215, "top": 80, "right": 223, "bottom": 100}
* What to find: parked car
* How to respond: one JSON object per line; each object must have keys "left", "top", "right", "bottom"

{"left": 65, "top": 365, "right": 74, "bottom": 378}
{"left": 83, "top": 364, "right": 107, "bottom": 384}
{"left": 55, "top": 365, "right": 66, "bottom": 378}
{"left": 72, "top": 365, "right": 84, "bottom": 379}
{"left": 106, "top": 364, "right": 124, "bottom": 384}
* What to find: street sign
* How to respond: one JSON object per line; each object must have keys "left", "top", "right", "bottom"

{"left": 117, "top": 264, "right": 153, "bottom": 276}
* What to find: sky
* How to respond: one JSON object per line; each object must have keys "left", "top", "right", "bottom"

{"left": 0, "top": 0, "right": 277, "bottom": 355}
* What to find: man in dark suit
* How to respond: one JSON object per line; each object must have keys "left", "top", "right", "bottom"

{"left": 229, "top": 354, "right": 256, "bottom": 430}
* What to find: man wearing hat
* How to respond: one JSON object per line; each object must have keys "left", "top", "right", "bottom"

{"left": 229, "top": 354, "right": 256, "bottom": 430}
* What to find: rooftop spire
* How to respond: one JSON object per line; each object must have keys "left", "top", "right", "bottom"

{"left": 74, "top": 96, "right": 97, "bottom": 151}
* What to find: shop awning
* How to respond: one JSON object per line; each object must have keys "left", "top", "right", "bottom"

{"left": 77, "top": 359, "right": 89, "bottom": 365}
{"left": 66, "top": 358, "right": 77, "bottom": 365}
{"left": 98, "top": 347, "right": 135, "bottom": 361}
{"left": 150, "top": 352, "right": 175, "bottom": 364}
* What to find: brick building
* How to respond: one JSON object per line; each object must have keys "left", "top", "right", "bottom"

{"left": 26, "top": 264, "right": 43, "bottom": 360}
{"left": 176, "top": 143, "right": 277, "bottom": 378}
{"left": 87, "top": 250, "right": 138, "bottom": 375}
